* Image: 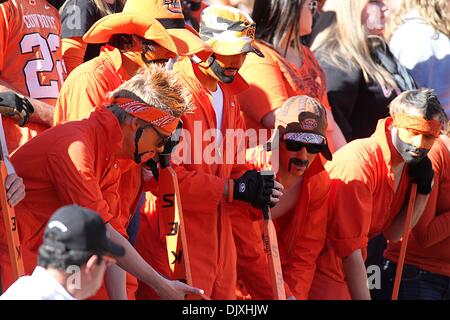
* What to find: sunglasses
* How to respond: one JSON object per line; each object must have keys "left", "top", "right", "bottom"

{"left": 284, "top": 139, "right": 324, "bottom": 154}
{"left": 149, "top": 125, "right": 172, "bottom": 148}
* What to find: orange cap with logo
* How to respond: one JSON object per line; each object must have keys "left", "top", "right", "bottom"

{"left": 273, "top": 95, "right": 332, "bottom": 160}
{"left": 83, "top": 0, "right": 212, "bottom": 61}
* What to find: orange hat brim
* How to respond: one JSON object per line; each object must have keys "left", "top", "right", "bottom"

{"left": 207, "top": 38, "right": 264, "bottom": 58}
{"left": 166, "top": 24, "right": 212, "bottom": 61}
{"left": 83, "top": 13, "right": 178, "bottom": 54}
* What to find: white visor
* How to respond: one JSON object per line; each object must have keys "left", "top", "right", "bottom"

{"left": 283, "top": 132, "right": 325, "bottom": 145}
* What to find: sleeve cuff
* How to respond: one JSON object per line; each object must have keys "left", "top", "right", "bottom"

{"left": 331, "top": 236, "right": 368, "bottom": 258}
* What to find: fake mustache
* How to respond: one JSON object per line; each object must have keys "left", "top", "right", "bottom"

{"left": 288, "top": 158, "right": 309, "bottom": 171}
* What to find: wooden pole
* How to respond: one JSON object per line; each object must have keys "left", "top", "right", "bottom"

{"left": 262, "top": 205, "right": 286, "bottom": 300}
{"left": 0, "top": 114, "right": 24, "bottom": 281}
{"left": 158, "top": 154, "right": 209, "bottom": 300}
{"left": 391, "top": 183, "right": 417, "bottom": 300}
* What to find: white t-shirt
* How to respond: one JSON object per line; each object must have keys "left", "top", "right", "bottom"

{"left": 0, "top": 266, "right": 76, "bottom": 300}
{"left": 211, "top": 85, "right": 224, "bottom": 144}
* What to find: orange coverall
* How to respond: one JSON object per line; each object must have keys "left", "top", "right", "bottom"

{"left": 309, "top": 118, "right": 412, "bottom": 299}
{"left": 384, "top": 137, "right": 450, "bottom": 277}
{"left": 53, "top": 44, "right": 139, "bottom": 299}
{"left": 135, "top": 57, "right": 250, "bottom": 299}
{"left": 0, "top": 109, "right": 123, "bottom": 291}
{"left": 232, "top": 39, "right": 332, "bottom": 300}
{"left": 227, "top": 146, "right": 329, "bottom": 299}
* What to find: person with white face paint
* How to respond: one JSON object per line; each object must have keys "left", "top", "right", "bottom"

{"left": 309, "top": 88, "right": 447, "bottom": 300}
{"left": 381, "top": 118, "right": 450, "bottom": 300}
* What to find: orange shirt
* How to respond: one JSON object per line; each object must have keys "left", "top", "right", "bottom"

{"left": 0, "top": 0, "right": 65, "bottom": 152}
{"left": 54, "top": 45, "right": 129, "bottom": 125}
{"left": 0, "top": 108, "right": 123, "bottom": 288}
{"left": 315, "top": 118, "right": 411, "bottom": 284}
{"left": 229, "top": 146, "right": 329, "bottom": 299}
{"left": 53, "top": 44, "right": 140, "bottom": 299}
{"left": 136, "top": 57, "right": 250, "bottom": 299}
{"left": 237, "top": 41, "right": 332, "bottom": 133}
{"left": 385, "top": 137, "right": 450, "bottom": 276}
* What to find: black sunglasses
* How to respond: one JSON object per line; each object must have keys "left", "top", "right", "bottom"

{"left": 284, "top": 139, "right": 324, "bottom": 154}
{"left": 149, "top": 125, "right": 172, "bottom": 148}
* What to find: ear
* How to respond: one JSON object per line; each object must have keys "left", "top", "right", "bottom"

{"left": 129, "top": 35, "right": 144, "bottom": 51}
{"left": 129, "top": 116, "right": 140, "bottom": 130}
{"left": 85, "top": 255, "right": 100, "bottom": 275}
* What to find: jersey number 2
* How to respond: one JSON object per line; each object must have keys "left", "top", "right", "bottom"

{"left": 20, "top": 33, "right": 65, "bottom": 99}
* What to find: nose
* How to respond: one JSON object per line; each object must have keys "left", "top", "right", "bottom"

{"left": 229, "top": 56, "right": 246, "bottom": 69}
{"left": 296, "top": 146, "right": 308, "bottom": 159}
{"left": 412, "top": 134, "right": 426, "bottom": 149}
{"left": 381, "top": 2, "right": 389, "bottom": 15}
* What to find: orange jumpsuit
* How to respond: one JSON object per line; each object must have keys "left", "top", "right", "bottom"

{"left": 135, "top": 57, "right": 249, "bottom": 299}
{"left": 53, "top": 45, "right": 139, "bottom": 299}
{"left": 309, "top": 118, "right": 412, "bottom": 299}
{"left": 384, "top": 137, "right": 450, "bottom": 277}
{"left": 232, "top": 40, "right": 332, "bottom": 300}
{"left": 0, "top": 0, "right": 65, "bottom": 152}
{"left": 228, "top": 146, "right": 329, "bottom": 299}
{"left": 54, "top": 45, "right": 129, "bottom": 124}
{"left": 0, "top": 109, "right": 123, "bottom": 291}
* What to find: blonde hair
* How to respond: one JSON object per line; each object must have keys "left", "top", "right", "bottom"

{"left": 311, "top": 0, "right": 398, "bottom": 90}
{"left": 91, "top": 0, "right": 115, "bottom": 16}
{"left": 107, "top": 64, "right": 194, "bottom": 118}
{"left": 388, "top": 0, "right": 450, "bottom": 39}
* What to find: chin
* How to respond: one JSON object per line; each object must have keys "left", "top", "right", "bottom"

{"left": 300, "top": 28, "right": 312, "bottom": 37}
{"left": 289, "top": 168, "right": 306, "bottom": 177}
{"left": 404, "top": 155, "right": 424, "bottom": 164}
{"left": 219, "top": 76, "right": 235, "bottom": 84}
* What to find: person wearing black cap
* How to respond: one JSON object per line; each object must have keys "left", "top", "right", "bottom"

{"left": 0, "top": 205, "right": 125, "bottom": 300}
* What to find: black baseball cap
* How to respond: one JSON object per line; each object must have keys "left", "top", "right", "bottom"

{"left": 43, "top": 205, "right": 125, "bottom": 257}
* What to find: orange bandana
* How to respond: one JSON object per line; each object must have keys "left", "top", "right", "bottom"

{"left": 113, "top": 97, "right": 179, "bottom": 133}
{"left": 393, "top": 113, "right": 441, "bottom": 138}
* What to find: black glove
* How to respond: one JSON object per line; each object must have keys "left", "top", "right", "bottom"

{"left": 408, "top": 156, "right": 434, "bottom": 195}
{"left": 233, "top": 170, "right": 275, "bottom": 209}
{"left": 0, "top": 92, "right": 34, "bottom": 127}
